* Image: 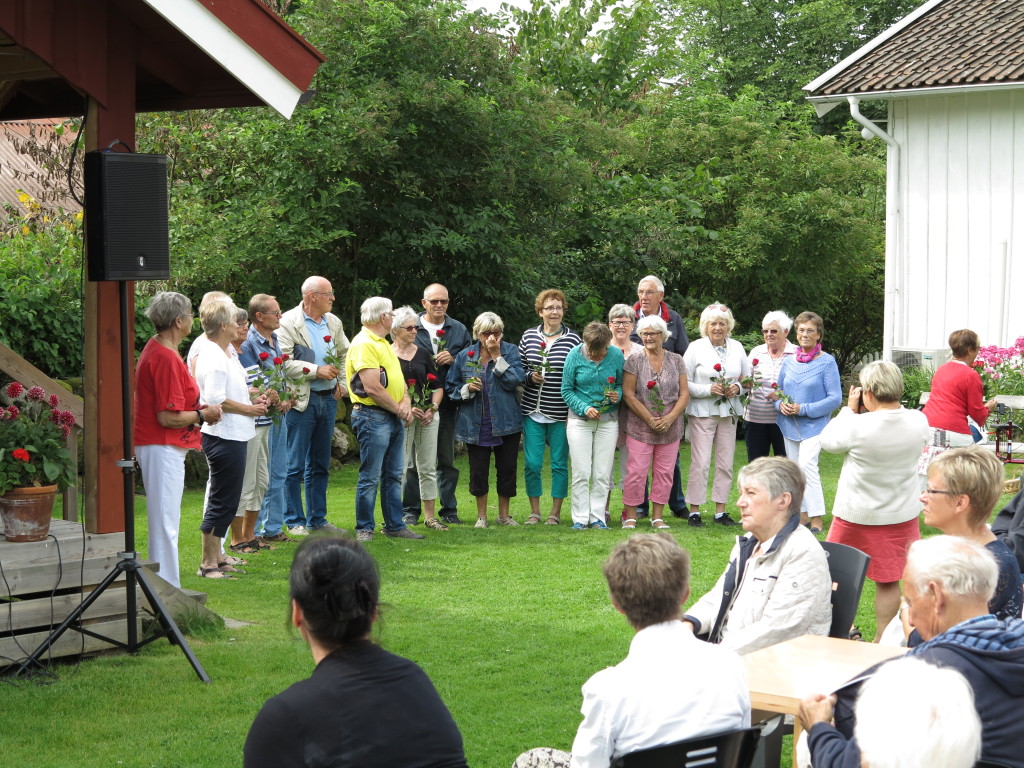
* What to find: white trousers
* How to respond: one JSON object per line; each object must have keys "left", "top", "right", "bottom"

{"left": 237, "top": 425, "right": 271, "bottom": 514}
{"left": 567, "top": 418, "right": 619, "bottom": 525}
{"left": 137, "top": 444, "right": 188, "bottom": 588}
{"left": 783, "top": 434, "right": 825, "bottom": 517}
{"left": 404, "top": 414, "right": 440, "bottom": 500}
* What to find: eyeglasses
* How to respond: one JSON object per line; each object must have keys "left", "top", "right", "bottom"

{"left": 762, "top": 328, "right": 779, "bottom": 334}
{"left": 259, "top": 310, "right": 283, "bottom": 317}
{"left": 399, "top": 325, "right": 418, "bottom": 332}
{"left": 638, "top": 290, "right": 660, "bottom": 297}
{"left": 480, "top": 330, "right": 502, "bottom": 338}
{"left": 542, "top": 306, "right": 564, "bottom": 312}
{"left": 425, "top": 298, "right": 449, "bottom": 305}
{"left": 639, "top": 331, "right": 662, "bottom": 338}
{"left": 382, "top": 311, "right": 394, "bottom": 318}
{"left": 610, "top": 320, "right": 632, "bottom": 327}
{"left": 709, "top": 304, "right": 729, "bottom": 312}
{"left": 924, "top": 488, "right": 958, "bottom": 496}
{"left": 313, "top": 291, "right": 335, "bottom": 298}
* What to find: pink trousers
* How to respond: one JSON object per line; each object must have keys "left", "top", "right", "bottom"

{"left": 622, "top": 435, "right": 681, "bottom": 506}
{"left": 686, "top": 415, "right": 737, "bottom": 506}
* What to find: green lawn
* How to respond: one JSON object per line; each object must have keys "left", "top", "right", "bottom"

{"left": 0, "top": 444, "right": 1016, "bottom": 768}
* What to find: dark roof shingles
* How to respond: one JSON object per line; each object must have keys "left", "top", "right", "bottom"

{"left": 810, "top": 0, "right": 1024, "bottom": 96}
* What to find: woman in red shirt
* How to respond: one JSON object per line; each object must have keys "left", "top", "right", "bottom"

{"left": 923, "top": 329, "right": 996, "bottom": 447}
{"left": 134, "top": 292, "right": 222, "bottom": 587}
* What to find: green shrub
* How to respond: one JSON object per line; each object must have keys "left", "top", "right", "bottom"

{"left": 901, "top": 366, "right": 934, "bottom": 410}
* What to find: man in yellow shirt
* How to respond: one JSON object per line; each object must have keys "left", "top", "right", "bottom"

{"left": 345, "top": 297, "right": 423, "bottom": 542}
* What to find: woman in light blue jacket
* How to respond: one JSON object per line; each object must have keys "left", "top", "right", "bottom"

{"left": 775, "top": 311, "right": 842, "bottom": 534}
{"left": 446, "top": 312, "right": 526, "bottom": 528}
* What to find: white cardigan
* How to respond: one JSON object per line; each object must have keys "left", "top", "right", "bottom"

{"left": 683, "top": 337, "right": 751, "bottom": 418}
{"left": 819, "top": 406, "right": 930, "bottom": 526}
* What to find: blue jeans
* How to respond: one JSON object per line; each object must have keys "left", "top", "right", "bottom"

{"left": 257, "top": 416, "right": 288, "bottom": 536}
{"left": 285, "top": 392, "right": 338, "bottom": 530}
{"left": 351, "top": 406, "right": 407, "bottom": 533}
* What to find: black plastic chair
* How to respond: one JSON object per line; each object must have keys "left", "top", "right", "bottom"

{"left": 610, "top": 726, "right": 760, "bottom": 768}
{"left": 820, "top": 540, "right": 871, "bottom": 638}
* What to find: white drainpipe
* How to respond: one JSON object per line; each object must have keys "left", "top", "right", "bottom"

{"left": 847, "top": 96, "right": 899, "bottom": 363}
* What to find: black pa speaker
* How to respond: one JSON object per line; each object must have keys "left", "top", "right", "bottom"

{"left": 85, "top": 151, "right": 170, "bottom": 281}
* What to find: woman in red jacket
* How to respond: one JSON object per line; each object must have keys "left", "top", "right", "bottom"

{"left": 923, "top": 329, "right": 996, "bottom": 447}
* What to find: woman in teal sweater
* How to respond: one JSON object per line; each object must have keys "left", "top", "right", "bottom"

{"left": 561, "top": 322, "right": 624, "bottom": 529}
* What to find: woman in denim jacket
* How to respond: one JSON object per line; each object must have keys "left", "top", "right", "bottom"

{"left": 446, "top": 312, "right": 526, "bottom": 528}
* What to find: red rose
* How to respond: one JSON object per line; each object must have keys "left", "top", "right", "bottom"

{"left": 427, "top": 373, "right": 438, "bottom": 381}
{"left": 5, "top": 381, "right": 23, "bottom": 398}
{"left": 408, "top": 378, "right": 417, "bottom": 386}
{"left": 12, "top": 448, "right": 30, "bottom": 462}
{"left": 281, "top": 354, "right": 290, "bottom": 361}
{"left": 273, "top": 357, "right": 283, "bottom": 366}
{"left": 646, "top": 381, "right": 656, "bottom": 390}
{"left": 302, "top": 367, "right": 311, "bottom": 374}
{"left": 259, "top": 352, "right": 270, "bottom": 361}
{"left": 771, "top": 382, "right": 779, "bottom": 389}
{"left": 324, "top": 335, "right": 332, "bottom": 343}
{"left": 714, "top": 363, "right": 722, "bottom": 372}
{"left": 752, "top": 358, "right": 759, "bottom": 366}
{"left": 607, "top": 376, "right": 616, "bottom": 384}
{"left": 468, "top": 350, "right": 475, "bottom": 358}
{"left": 436, "top": 329, "right": 445, "bottom": 338}
{"left": 539, "top": 340, "right": 546, "bottom": 349}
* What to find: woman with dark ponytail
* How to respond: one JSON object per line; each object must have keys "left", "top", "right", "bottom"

{"left": 244, "top": 536, "right": 468, "bottom": 768}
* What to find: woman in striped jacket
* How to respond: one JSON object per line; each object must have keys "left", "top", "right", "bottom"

{"left": 519, "top": 289, "right": 582, "bottom": 525}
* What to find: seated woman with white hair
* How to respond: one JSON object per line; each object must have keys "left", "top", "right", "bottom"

{"left": 683, "top": 457, "right": 832, "bottom": 655}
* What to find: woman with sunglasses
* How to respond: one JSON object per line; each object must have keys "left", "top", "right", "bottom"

{"left": 744, "top": 311, "right": 796, "bottom": 462}
{"left": 447, "top": 312, "right": 527, "bottom": 527}
{"left": 391, "top": 305, "right": 446, "bottom": 531}
{"left": 682, "top": 303, "right": 751, "bottom": 527}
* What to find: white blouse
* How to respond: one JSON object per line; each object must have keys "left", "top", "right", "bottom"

{"left": 683, "top": 337, "right": 751, "bottom": 418}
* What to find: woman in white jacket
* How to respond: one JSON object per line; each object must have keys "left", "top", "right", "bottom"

{"left": 820, "top": 360, "right": 929, "bottom": 639}
{"left": 682, "top": 304, "right": 751, "bottom": 527}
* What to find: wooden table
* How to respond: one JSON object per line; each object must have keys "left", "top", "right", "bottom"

{"left": 743, "top": 635, "right": 906, "bottom": 768}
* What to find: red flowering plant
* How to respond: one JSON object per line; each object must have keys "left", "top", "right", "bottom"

{"left": 645, "top": 380, "right": 666, "bottom": 415}
{"left": 322, "top": 335, "right": 345, "bottom": 369}
{"left": 434, "top": 329, "right": 448, "bottom": 356}
{"left": 0, "top": 381, "right": 78, "bottom": 496}
{"left": 534, "top": 339, "right": 554, "bottom": 376}
{"left": 973, "top": 337, "right": 1024, "bottom": 397}
{"left": 464, "top": 349, "right": 485, "bottom": 381}
{"left": 739, "top": 358, "right": 763, "bottom": 407}
{"left": 409, "top": 373, "right": 440, "bottom": 412}
{"left": 252, "top": 353, "right": 301, "bottom": 424}
{"left": 599, "top": 375, "right": 618, "bottom": 413}
{"left": 709, "top": 362, "right": 738, "bottom": 413}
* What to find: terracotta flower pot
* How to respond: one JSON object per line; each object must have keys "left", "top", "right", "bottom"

{"left": 0, "top": 485, "right": 57, "bottom": 542}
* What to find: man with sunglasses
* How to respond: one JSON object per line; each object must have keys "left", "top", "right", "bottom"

{"left": 629, "top": 275, "right": 691, "bottom": 521}
{"left": 404, "top": 283, "right": 473, "bottom": 525}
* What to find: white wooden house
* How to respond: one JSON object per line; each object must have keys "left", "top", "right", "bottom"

{"left": 804, "top": 0, "right": 1024, "bottom": 367}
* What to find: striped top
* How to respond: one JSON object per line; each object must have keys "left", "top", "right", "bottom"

{"left": 518, "top": 325, "right": 581, "bottom": 421}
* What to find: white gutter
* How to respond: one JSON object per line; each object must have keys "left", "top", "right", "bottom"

{"left": 808, "top": 80, "right": 1024, "bottom": 115}
{"left": 846, "top": 97, "right": 899, "bottom": 363}
{"left": 143, "top": 0, "right": 304, "bottom": 119}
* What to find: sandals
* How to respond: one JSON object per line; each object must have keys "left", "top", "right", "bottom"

{"left": 652, "top": 518, "right": 671, "bottom": 530}
{"left": 253, "top": 537, "right": 277, "bottom": 550}
{"left": 622, "top": 519, "right": 637, "bottom": 530}
{"left": 217, "top": 562, "right": 246, "bottom": 574}
{"left": 524, "top": 514, "right": 543, "bottom": 525}
{"left": 544, "top": 516, "right": 561, "bottom": 525}
{"left": 849, "top": 627, "right": 864, "bottom": 642}
{"left": 229, "top": 541, "right": 259, "bottom": 554}
{"left": 197, "top": 566, "right": 237, "bottom": 580}
{"left": 221, "top": 554, "right": 247, "bottom": 566}
{"left": 424, "top": 517, "right": 449, "bottom": 531}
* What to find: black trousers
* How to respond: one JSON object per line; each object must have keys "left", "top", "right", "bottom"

{"left": 467, "top": 433, "right": 520, "bottom": 498}
{"left": 745, "top": 421, "right": 787, "bottom": 463}
{"left": 201, "top": 433, "right": 248, "bottom": 537}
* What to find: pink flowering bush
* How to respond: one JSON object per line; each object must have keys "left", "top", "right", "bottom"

{"left": 0, "top": 381, "right": 78, "bottom": 495}
{"left": 973, "top": 337, "right": 1024, "bottom": 396}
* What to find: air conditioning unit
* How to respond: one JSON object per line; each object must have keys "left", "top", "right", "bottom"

{"left": 892, "top": 347, "right": 951, "bottom": 371}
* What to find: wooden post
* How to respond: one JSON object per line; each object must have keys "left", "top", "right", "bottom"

{"left": 83, "top": 5, "right": 136, "bottom": 534}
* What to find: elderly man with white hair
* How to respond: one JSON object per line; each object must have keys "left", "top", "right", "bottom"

{"left": 798, "top": 535, "right": 1024, "bottom": 768}
{"left": 346, "top": 297, "right": 424, "bottom": 542}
